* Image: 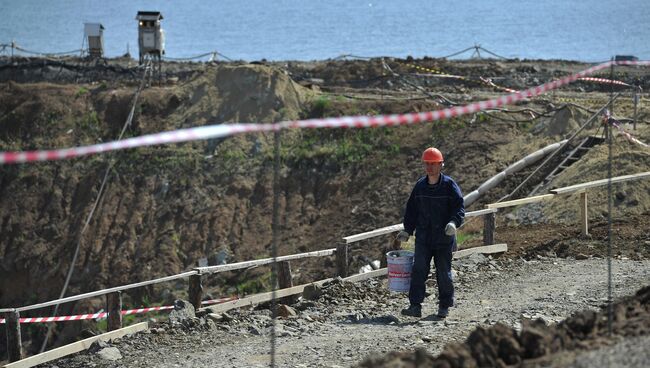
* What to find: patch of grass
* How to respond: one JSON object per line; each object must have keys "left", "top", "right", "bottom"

{"left": 75, "top": 86, "right": 89, "bottom": 98}
{"left": 283, "top": 126, "right": 399, "bottom": 166}
{"left": 310, "top": 96, "right": 331, "bottom": 117}
{"left": 476, "top": 112, "right": 490, "bottom": 123}
{"left": 236, "top": 271, "right": 273, "bottom": 295}
{"left": 457, "top": 231, "right": 480, "bottom": 246}
{"left": 96, "top": 318, "right": 108, "bottom": 331}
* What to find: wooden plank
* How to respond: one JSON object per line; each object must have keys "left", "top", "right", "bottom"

{"left": 453, "top": 243, "right": 507, "bottom": 259}
{"left": 486, "top": 194, "right": 555, "bottom": 209}
{"left": 551, "top": 171, "right": 650, "bottom": 194}
{"left": 466, "top": 208, "right": 498, "bottom": 217}
{"left": 17, "top": 271, "right": 198, "bottom": 313}
{"left": 580, "top": 191, "right": 589, "bottom": 236}
{"left": 204, "top": 268, "right": 388, "bottom": 314}
{"left": 106, "top": 292, "right": 122, "bottom": 332}
{"left": 344, "top": 268, "right": 387, "bottom": 283}
{"left": 343, "top": 224, "right": 403, "bottom": 244}
{"left": 3, "top": 322, "right": 148, "bottom": 368}
{"left": 277, "top": 261, "right": 297, "bottom": 305}
{"left": 197, "top": 248, "right": 336, "bottom": 275}
{"left": 277, "top": 261, "right": 293, "bottom": 290}
{"left": 343, "top": 209, "right": 494, "bottom": 244}
{"left": 188, "top": 275, "right": 203, "bottom": 311}
{"left": 483, "top": 212, "right": 495, "bottom": 246}
{"left": 336, "top": 244, "right": 348, "bottom": 277}
{"left": 5, "top": 311, "right": 22, "bottom": 362}
{"left": 206, "top": 284, "right": 313, "bottom": 313}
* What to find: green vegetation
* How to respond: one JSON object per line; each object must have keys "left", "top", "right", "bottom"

{"left": 96, "top": 313, "right": 138, "bottom": 333}
{"left": 283, "top": 127, "right": 400, "bottom": 166}
{"left": 236, "top": 271, "right": 273, "bottom": 295}
{"left": 75, "top": 86, "right": 89, "bottom": 98}
{"left": 457, "top": 231, "right": 480, "bottom": 246}
{"left": 311, "top": 96, "right": 331, "bottom": 117}
{"left": 475, "top": 112, "right": 490, "bottom": 123}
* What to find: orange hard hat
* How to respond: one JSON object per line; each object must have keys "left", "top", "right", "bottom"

{"left": 421, "top": 147, "right": 444, "bottom": 163}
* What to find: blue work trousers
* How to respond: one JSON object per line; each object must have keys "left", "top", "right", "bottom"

{"left": 408, "top": 243, "right": 454, "bottom": 308}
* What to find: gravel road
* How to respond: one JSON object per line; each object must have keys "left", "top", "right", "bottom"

{"left": 45, "top": 255, "right": 650, "bottom": 368}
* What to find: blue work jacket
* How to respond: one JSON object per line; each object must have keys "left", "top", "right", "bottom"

{"left": 403, "top": 173, "right": 465, "bottom": 249}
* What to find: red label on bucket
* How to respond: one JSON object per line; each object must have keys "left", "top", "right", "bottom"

{"left": 388, "top": 271, "right": 410, "bottom": 278}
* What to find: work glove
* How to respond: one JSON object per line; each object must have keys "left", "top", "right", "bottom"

{"left": 396, "top": 230, "right": 410, "bottom": 242}
{"left": 445, "top": 222, "right": 457, "bottom": 236}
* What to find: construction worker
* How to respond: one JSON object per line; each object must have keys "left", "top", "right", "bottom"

{"left": 397, "top": 147, "right": 465, "bottom": 318}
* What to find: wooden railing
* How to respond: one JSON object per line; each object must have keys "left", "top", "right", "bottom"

{"left": 489, "top": 171, "right": 650, "bottom": 235}
{"left": 2, "top": 171, "right": 649, "bottom": 363}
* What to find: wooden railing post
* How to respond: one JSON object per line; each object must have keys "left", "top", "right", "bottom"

{"left": 277, "top": 261, "right": 297, "bottom": 304}
{"left": 336, "top": 243, "right": 348, "bottom": 277}
{"left": 483, "top": 212, "right": 496, "bottom": 246}
{"left": 5, "top": 310, "right": 23, "bottom": 362}
{"left": 277, "top": 261, "right": 293, "bottom": 289}
{"left": 106, "top": 291, "right": 122, "bottom": 331}
{"left": 189, "top": 273, "right": 203, "bottom": 310}
{"left": 580, "top": 190, "right": 589, "bottom": 236}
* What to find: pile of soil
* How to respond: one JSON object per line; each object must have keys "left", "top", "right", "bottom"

{"left": 358, "top": 285, "right": 650, "bottom": 368}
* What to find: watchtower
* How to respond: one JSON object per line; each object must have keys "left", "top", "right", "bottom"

{"left": 84, "top": 23, "right": 104, "bottom": 58}
{"left": 136, "top": 11, "right": 165, "bottom": 65}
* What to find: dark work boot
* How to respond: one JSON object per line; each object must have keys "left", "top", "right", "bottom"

{"left": 401, "top": 304, "right": 422, "bottom": 317}
{"left": 437, "top": 306, "right": 449, "bottom": 318}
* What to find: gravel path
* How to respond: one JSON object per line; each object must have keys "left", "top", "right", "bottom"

{"left": 47, "top": 256, "right": 650, "bottom": 368}
{"left": 564, "top": 335, "right": 650, "bottom": 368}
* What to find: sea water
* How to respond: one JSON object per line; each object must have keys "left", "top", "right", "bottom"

{"left": 1, "top": 0, "right": 648, "bottom": 62}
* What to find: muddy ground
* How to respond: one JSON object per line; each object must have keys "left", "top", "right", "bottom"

{"left": 0, "top": 55, "right": 649, "bottom": 365}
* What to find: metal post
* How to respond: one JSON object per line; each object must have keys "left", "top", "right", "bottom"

{"left": 336, "top": 243, "right": 349, "bottom": 277}
{"left": 188, "top": 274, "right": 203, "bottom": 311}
{"left": 106, "top": 292, "right": 122, "bottom": 331}
{"left": 270, "top": 128, "right": 282, "bottom": 368}
{"left": 157, "top": 54, "right": 162, "bottom": 86}
{"left": 5, "top": 310, "right": 23, "bottom": 362}
{"left": 483, "top": 212, "right": 496, "bottom": 246}
{"left": 606, "top": 57, "right": 614, "bottom": 336}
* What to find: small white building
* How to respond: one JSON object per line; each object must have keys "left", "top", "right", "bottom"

{"left": 84, "top": 23, "right": 104, "bottom": 58}
{"left": 136, "top": 11, "right": 165, "bottom": 64}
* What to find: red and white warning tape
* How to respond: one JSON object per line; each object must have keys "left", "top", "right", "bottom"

{"left": 0, "top": 60, "right": 648, "bottom": 165}
{"left": 0, "top": 297, "right": 236, "bottom": 324}
{"left": 610, "top": 119, "right": 650, "bottom": 148}
{"left": 578, "top": 77, "right": 631, "bottom": 87}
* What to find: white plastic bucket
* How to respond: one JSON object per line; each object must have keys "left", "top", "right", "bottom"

{"left": 386, "top": 250, "right": 414, "bottom": 292}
